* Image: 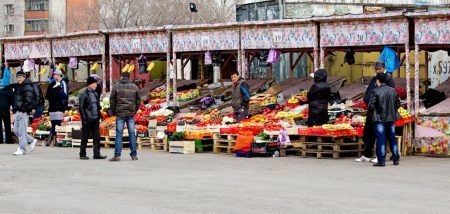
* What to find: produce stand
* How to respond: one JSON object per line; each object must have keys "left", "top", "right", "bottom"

{"left": 407, "top": 11, "right": 450, "bottom": 157}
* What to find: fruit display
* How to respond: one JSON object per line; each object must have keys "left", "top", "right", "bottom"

{"left": 398, "top": 107, "right": 411, "bottom": 118}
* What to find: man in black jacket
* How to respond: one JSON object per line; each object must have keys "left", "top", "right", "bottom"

{"left": 78, "top": 76, "right": 106, "bottom": 160}
{"left": 11, "top": 71, "right": 37, "bottom": 155}
{"left": 355, "top": 62, "right": 395, "bottom": 162}
{"left": 369, "top": 73, "right": 400, "bottom": 166}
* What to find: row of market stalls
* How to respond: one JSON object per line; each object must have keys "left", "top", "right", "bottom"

{"left": 2, "top": 11, "right": 450, "bottom": 156}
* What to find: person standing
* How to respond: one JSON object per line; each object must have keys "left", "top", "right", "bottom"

{"left": 231, "top": 71, "right": 250, "bottom": 123}
{"left": 45, "top": 69, "right": 68, "bottom": 146}
{"left": 109, "top": 71, "right": 140, "bottom": 161}
{"left": 369, "top": 73, "right": 401, "bottom": 167}
{"left": 78, "top": 76, "right": 106, "bottom": 160}
{"left": 0, "top": 87, "right": 13, "bottom": 144}
{"left": 307, "top": 69, "right": 331, "bottom": 127}
{"left": 355, "top": 61, "right": 396, "bottom": 162}
{"left": 11, "top": 71, "right": 37, "bottom": 155}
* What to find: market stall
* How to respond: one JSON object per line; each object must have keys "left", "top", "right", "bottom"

{"left": 408, "top": 11, "right": 450, "bottom": 157}
{"left": 240, "top": 19, "right": 320, "bottom": 89}
{"left": 317, "top": 12, "right": 412, "bottom": 108}
{"left": 1, "top": 35, "right": 51, "bottom": 83}
{"left": 171, "top": 23, "right": 241, "bottom": 107}
{"left": 106, "top": 27, "right": 171, "bottom": 101}
{"left": 51, "top": 31, "right": 106, "bottom": 94}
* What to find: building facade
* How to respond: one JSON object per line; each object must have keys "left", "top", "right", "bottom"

{"left": 1, "top": 0, "right": 99, "bottom": 37}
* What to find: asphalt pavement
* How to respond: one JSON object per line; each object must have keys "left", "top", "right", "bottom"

{"left": 1, "top": 144, "right": 449, "bottom": 214}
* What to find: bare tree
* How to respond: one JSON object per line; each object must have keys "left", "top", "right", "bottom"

{"left": 98, "top": 0, "right": 240, "bottom": 30}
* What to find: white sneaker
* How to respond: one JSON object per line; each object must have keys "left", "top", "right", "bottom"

{"left": 29, "top": 139, "right": 37, "bottom": 152}
{"left": 355, "top": 156, "right": 371, "bottom": 162}
{"left": 13, "top": 148, "right": 25, "bottom": 155}
{"left": 370, "top": 157, "right": 378, "bottom": 163}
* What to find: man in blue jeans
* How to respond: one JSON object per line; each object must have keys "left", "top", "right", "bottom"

{"left": 369, "top": 73, "right": 400, "bottom": 167}
{"left": 109, "top": 71, "right": 141, "bottom": 161}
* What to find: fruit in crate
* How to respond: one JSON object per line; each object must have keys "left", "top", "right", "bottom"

{"left": 398, "top": 107, "right": 411, "bottom": 118}
{"left": 287, "top": 96, "right": 299, "bottom": 104}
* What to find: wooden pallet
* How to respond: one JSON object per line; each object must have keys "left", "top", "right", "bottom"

{"left": 301, "top": 135, "right": 362, "bottom": 159}
{"left": 212, "top": 133, "right": 236, "bottom": 154}
{"left": 279, "top": 140, "right": 303, "bottom": 157}
{"left": 102, "top": 135, "right": 129, "bottom": 148}
{"left": 137, "top": 137, "right": 167, "bottom": 151}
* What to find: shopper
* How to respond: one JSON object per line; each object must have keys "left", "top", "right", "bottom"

{"left": 11, "top": 71, "right": 37, "bottom": 155}
{"left": 109, "top": 71, "right": 140, "bottom": 161}
{"left": 78, "top": 76, "right": 106, "bottom": 160}
{"left": 45, "top": 69, "right": 68, "bottom": 146}
{"left": 0, "top": 87, "right": 13, "bottom": 144}
{"left": 231, "top": 71, "right": 250, "bottom": 122}
{"left": 355, "top": 61, "right": 395, "bottom": 162}
{"left": 369, "top": 73, "right": 401, "bottom": 167}
{"left": 307, "top": 69, "right": 331, "bottom": 127}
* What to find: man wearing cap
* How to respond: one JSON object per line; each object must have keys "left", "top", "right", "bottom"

{"left": 11, "top": 71, "right": 37, "bottom": 155}
{"left": 109, "top": 71, "right": 140, "bottom": 161}
{"left": 78, "top": 76, "right": 106, "bottom": 160}
{"left": 45, "top": 69, "right": 68, "bottom": 146}
{"left": 355, "top": 61, "right": 395, "bottom": 163}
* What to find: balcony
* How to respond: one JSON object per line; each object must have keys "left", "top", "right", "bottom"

{"left": 25, "top": 10, "right": 49, "bottom": 20}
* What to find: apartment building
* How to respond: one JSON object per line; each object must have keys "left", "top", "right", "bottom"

{"left": 1, "top": 0, "right": 98, "bottom": 37}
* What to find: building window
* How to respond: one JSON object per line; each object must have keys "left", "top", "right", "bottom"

{"left": 4, "top": 4, "right": 14, "bottom": 15}
{"left": 26, "top": 0, "right": 49, "bottom": 11}
{"left": 25, "top": 20, "right": 48, "bottom": 32}
{"left": 4, "top": 24, "right": 15, "bottom": 34}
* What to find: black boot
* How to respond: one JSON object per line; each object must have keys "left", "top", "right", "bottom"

{"left": 46, "top": 133, "right": 54, "bottom": 146}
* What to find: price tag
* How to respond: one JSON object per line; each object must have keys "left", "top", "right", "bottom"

{"left": 276, "top": 93, "right": 285, "bottom": 103}
{"left": 273, "top": 31, "right": 283, "bottom": 43}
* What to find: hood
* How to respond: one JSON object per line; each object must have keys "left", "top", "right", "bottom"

{"left": 120, "top": 77, "right": 131, "bottom": 84}
{"left": 313, "top": 69, "right": 327, "bottom": 83}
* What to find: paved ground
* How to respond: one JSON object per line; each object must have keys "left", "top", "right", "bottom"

{"left": 1, "top": 144, "right": 449, "bottom": 214}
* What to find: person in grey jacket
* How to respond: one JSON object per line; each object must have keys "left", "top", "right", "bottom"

{"left": 108, "top": 71, "right": 140, "bottom": 161}
{"left": 78, "top": 76, "right": 106, "bottom": 160}
{"left": 369, "top": 73, "right": 401, "bottom": 167}
{"left": 231, "top": 71, "right": 250, "bottom": 122}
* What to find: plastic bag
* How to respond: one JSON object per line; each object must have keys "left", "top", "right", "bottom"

{"left": 277, "top": 129, "right": 291, "bottom": 146}
{"left": 266, "top": 49, "right": 280, "bottom": 63}
{"left": 234, "top": 131, "right": 254, "bottom": 152}
{"left": 69, "top": 57, "right": 78, "bottom": 69}
{"left": 378, "top": 46, "right": 400, "bottom": 73}
{"left": 205, "top": 51, "right": 212, "bottom": 65}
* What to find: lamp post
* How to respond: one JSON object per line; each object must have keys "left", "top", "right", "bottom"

{"left": 189, "top": 3, "right": 207, "bottom": 24}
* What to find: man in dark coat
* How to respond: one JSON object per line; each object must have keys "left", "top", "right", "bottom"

{"left": 11, "top": 71, "right": 37, "bottom": 155}
{"left": 108, "top": 71, "right": 140, "bottom": 161}
{"left": 0, "top": 87, "right": 13, "bottom": 144}
{"left": 369, "top": 73, "right": 401, "bottom": 167}
{"left": 45, "top": 69, "right": 68, "bottom": 146}
{"left": 231, "top": 71, "right": 250, "bottom": 122}
{"left": 356, "top": 61, "right": 396, "bottom": 162}
{"left": 78, "top": 76, "right": 106, "bottom": 160}
{"left": 307, "top": 69, "right": 331, "bottom": 127}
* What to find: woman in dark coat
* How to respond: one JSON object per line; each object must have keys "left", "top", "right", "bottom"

{"left": 307, "top": 69, "right": 331, "bottom": 127}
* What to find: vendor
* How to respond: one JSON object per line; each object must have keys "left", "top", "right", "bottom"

{"left": 307, "top": 69, "right": 331, "bottom": 127}
{"left": 231, "top": 71, "right": 250, "bottom": 122}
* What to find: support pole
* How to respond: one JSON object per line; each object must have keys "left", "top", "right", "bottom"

{"left": 414, "top": 44, "right": 420, "bottom": 116}
{"left": 405, "top": 43, "right": 411, "bottom": 112}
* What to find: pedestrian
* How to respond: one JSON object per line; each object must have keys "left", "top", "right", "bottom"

{"left": 109, "top": 71, "right": 140, "bottom": 161}
{"left": 11, "top": 71, "right": 37, "bottom": 155}
{"left": 45, "top": 69, "right": 68, "bottom": 146}
{"left": 355, "top": 61, "right": 396, "bottom": 162}
{"left": 369, "top": 73, "right": 401, "bottom": 167}
{"left": 78, "top": 76, "right": 106, "bottom": 160}
{"left": 231, "top": 71, "right": 250, "bottom": 122}
{"left": 0, "top": 87, "right": 13, "bottom": 144}
{"left": 89, "top": 74, "right": 103, "bottom": 97}
{"left": 307, "top": 69, "right": 331, "bottom": 127}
